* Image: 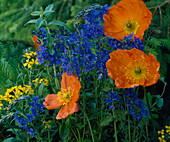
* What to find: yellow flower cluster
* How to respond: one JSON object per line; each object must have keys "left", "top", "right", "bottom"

{"left": 23, "top": 51, "right": 39, "bottom": 68}
{"left": 41, "top": 120, "right": 50, "bottom": 129}
{"left": 165, "top": 126, "right": 170, "bottom": 135}
{"left": 32, "top": 78, "right": 49, "bottom": 86}
{"left": 0, "top": 95, "right": 3, "bottom": 110}
{"left": 0, "top": 85, "right": 34, "bottom": 109}
{"left": 158, "top": 126, "right": 170, "bottom": 142}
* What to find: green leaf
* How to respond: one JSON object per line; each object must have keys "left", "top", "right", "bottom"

{"left": 152, "top": 114, "right": 159, "bottom": 119}
{"left": 59, "top": 122, "right": 70, "bottom": 140}
{"left": 49, "top": 49, "right": 55, "bottom": 55}
{"left": 2, "top": 137, "right": 19, "bottom": 142}
{"left": 44, "top": 4, "right": 54, "bottom": 13}
{"left": 38, "top": 81, "right": 44, "bottom": 96}
{"left": 85, "top": 92, "right": 94, "bottom": 97}
{"left": 36, "top": 18, "right": 45, "bottom": 30}
{"left": 48, "top": 20, "right": 70, "bottom": 31}
{"left": 159, "top": 77, "right": 167, "bottom": 85}
{"left": 100, "top": 114, "right": 113, "bottom": 126}
{"left": 143, "top": 92, "right": 152, "bottom": 109}
{"left": 31, "top": 11, "right": 41, "bottom": 16}
{"left": 24, "top": 19, "right": 37, "bottom": 26}
{"left": 156, "top": 98, "right": 163, "bottom": 107}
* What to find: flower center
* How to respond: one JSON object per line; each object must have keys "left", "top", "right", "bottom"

{"left": 58, "top": 87, "right": 73, "bottom": 105}
{"left": 134, "top": 67, "right": 142, "bottom": 75}
{"left": 124, "top": 20, "right": 140, "bottom": 34}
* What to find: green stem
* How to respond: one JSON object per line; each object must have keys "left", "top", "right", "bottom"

{"left": 53, "top": 64, "right": 59, "bottom": 90}
{"left": 10, "top": 127, "right": 24, "bottom": 142}
{"left": 79, "top": 106, "right": 95, "bottom": 142}
{"left": 112, "top": 104, "right": 118, "bottom": 142}
{"left": 139, "top": 125, "right": 144, "bottom": 142}
{"left": 48, "top": 129, "right": 51, "bottom": 142}
{"left": 145, "top": 122, "right": 149, "bottom": 142}
{"left": 71, "top": 127, "right": 79, "bottom": 141}
{"left": 46, "top": 65, "right": 55, "bottom": 93}
{"left": 144, "top": 87, "right": 157, "bottom": 138}
{"left": 132, "top": 120, "right": 136, "bottom": 142}
{"left": 27, "top": 136, "right": 30, "bottom": 142}
{"left": 128, "top": 110, "right": 131, "bottom": 142}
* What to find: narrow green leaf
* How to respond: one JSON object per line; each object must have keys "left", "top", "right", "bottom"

{"left": 31, "top": 11, "right": 41, "bottom": 16}
{"left": 2, "top": 137, "right": 19, "bottom": 142}
{"left": 85, "top": 92, "right": 94, "bottom": 97}
{"left": 36, "top": 18, "right": 45, "bottom": 30}
{"left": 48, "top": 20, "right": 70, "bottom": 31}
{"left": 24, "top": 19, "right": 37, "bottom": 26}
{"left": 38, "top": 81, "right": 44, "bottom": 96}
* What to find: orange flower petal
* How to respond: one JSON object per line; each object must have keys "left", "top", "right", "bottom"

{"left": 106, "top": 48, "right": 160, "bottom": 88}
{"left": 31, "top": 35, "right": 42, "bottom": 51}
{"left": 56, "top": 102, "right": 79, "bottom": 119}
{"left": 43, "top": 94, "right": 63, "bottom": 110}
{"left": 61, "top": 72, "right": 81, "bottom": 102}
{"left": 103, "top": 0, "right": 152, "bottom": 40}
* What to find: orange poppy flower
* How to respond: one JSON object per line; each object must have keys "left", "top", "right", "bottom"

{"left": 103, "top": 0, "right": 152, "bottom": 40}
{"left": 43, "top": 72, "right": 81, "bottom": 119}
{"left": 106, "top": 48, "right": 160, "bottom": 88}
{"left": 31, "top": 35, "right": 42, "bottom": 51}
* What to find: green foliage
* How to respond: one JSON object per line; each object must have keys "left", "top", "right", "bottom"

{"left": 145, "top": 37, "right": 170, "bottom": 76}
{"left": 0, "top": 40, "right": 29, "bottom": 94}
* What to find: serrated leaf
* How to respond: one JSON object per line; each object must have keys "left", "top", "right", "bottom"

{"left": 101, "top": 114, "right": 113, "bottom": 126}
{"left": 48, "top": 20, "right": 69, "bottom": 31}
{"left": 31, "top": 11, "right": 41, "bottom": 16}
{"left": 24, "top": 19, "right": 37, "bottom": 26}
{"left": 38, "top": 81, "right": 44, "bottom": 96}
{"left": 156, "top": 98, "right": 163, "bottom": 107}
{"left": 36, "top": 18, "right": 45, "bottom": 30}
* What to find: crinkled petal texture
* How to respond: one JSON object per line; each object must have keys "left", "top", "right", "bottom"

{"left": 31, "top": 35, "right": 42, "bottom": 51}
{"left": 106, "top": 48, "right": 160, "bottom": 88}
{"left": 43, "top": 94, "right": 63, "bottom": 110}
{"left": 103, "top": 0, "right": 152, "bottom": 40}
{"left": 61, "top": 72, "right": 81, "bottom": 102}
{"left": 56, "top": 102, "right": 79, "bottom": 119}
{"left": 43, "top": 72, "right": 81, "bottom": 119}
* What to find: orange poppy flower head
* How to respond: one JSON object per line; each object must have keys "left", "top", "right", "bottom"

{"left": 43, "top": 72, "right": 81, "bottom": 119}
{"left": 106, "top": 48, "right": 160, "bottom": 88}
{"left": 103, "top": 0, "right": 152, "bottom": 41}
{"left": 31, "top": 35, "right": 42, "bottom": 51}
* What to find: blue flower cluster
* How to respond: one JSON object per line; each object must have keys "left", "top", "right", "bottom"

{"left": 105, "top": 88, "right": 149, "bottom": 120}
{"left": 14, "top": 96, "right": 44, "bottom": 136}
{"left": 32, "top": 4, "right": 145, "bottom": 77}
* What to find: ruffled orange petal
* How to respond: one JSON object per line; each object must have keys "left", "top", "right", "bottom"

{"left": 106, "top": 48, "right": 160, "bottom": 88}
{"left": 56, "top": 102, "right": 79, "bottom": 119}
{"left": 106, "top": 49, "right": 130, "bottom": 80}
{"left": 31, "top": 35, "right": 42, "bottom": 51}
{"left": 103, "top": 0, "right": 152, "bottom": 40}
{"left": 61, "top": 72, "right": 81, "bottom": 102}
{"left": 43, "top": 94, "right": 63, "bottom": 110}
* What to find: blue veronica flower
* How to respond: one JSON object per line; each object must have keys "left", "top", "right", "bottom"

{"left": 14, "top": 96, "right": 44, "bottom": 136}
{"left": 105, "top": 88, "right": 149, "bottom": 120}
